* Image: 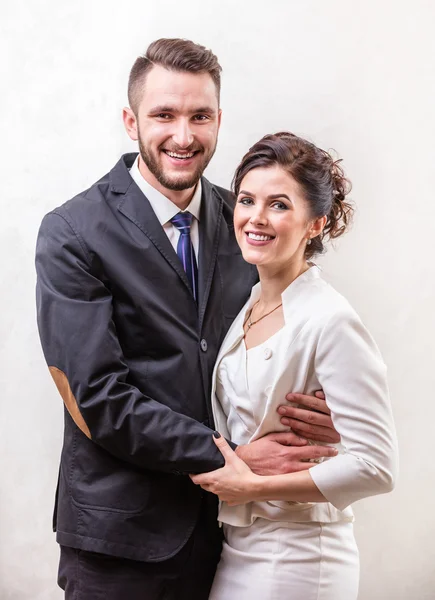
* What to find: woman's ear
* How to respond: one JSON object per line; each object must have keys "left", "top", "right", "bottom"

{"left": 309, "top": 215, "right": 327, "bottom": 239}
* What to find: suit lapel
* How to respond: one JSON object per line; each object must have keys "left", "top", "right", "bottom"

{"left": 111, "top": 154, "right": 194, "bottom": 298}
{"left": 197, "top": 178, "right": 223, "bottom": 328}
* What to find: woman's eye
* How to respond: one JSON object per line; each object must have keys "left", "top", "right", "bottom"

{"left": 272, "top": 201, "right": 288, "bottom": 210}
{"left": 238, "top": 197, "right": 254, "bottom": 205}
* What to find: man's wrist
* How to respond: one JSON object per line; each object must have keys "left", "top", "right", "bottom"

{"left": 235, "top": 444, "right": 247, "bottom": 462}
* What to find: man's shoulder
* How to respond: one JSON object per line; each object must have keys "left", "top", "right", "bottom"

{"left": 211, "top": 183, "right": 235, "bottom": 204}
{"left": 44, "top": 154, "right": 135, "bottom": 228}
{"left": 203, "top": 179, "right": 235, "bottom": 208}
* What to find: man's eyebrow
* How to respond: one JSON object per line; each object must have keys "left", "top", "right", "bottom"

{"left": 148, "top": 105, "right": 217, "bottom": 115}
{"left": 148, "top": 105, "right": 177, "bottom": 114}
{"left": 193, "top": 106, "right": 217, "bottom": 115}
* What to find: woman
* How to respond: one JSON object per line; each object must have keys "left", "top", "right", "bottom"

{"left": 191, "top": 132, "right": 398, "bottom": 600}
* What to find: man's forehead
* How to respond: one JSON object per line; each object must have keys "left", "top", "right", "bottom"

{"left": 140, "top": 65, "right": 218, "bottom": 106}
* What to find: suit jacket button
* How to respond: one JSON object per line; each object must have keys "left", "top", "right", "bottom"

{"left": 200, "top": 339, "right": 208, "bottom": 352}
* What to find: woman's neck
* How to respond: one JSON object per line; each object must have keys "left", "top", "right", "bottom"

{"left": 256, "top": 259, "right": 310, "bottom": 308}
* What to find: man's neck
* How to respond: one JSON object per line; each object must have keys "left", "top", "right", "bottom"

{"left": 138, "top": 156, "right": 196, "bottom": 210}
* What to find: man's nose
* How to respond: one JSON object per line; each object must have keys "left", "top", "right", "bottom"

{"left": 172, "top": 119, "right": 194, "bottom": 148}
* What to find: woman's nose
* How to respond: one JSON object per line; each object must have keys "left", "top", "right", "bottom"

{"left": 249, "top": 207, "right": 268, "bottom": 226}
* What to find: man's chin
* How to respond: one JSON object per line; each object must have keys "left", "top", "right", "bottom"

{"left": 157, "top": 173, "right": 202, "bottom": 192}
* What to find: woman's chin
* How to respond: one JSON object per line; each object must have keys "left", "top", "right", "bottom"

{"left": 240, "top": 250, "right": 268, "bottom": 266}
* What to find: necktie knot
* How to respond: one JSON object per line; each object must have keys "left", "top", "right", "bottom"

{"left": 171, "top": 211, "right": 193, "bottom": 233}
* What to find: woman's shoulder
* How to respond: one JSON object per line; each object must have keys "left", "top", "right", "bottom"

{"left": 300, "top": 272, "right": 361, "bottom": 329}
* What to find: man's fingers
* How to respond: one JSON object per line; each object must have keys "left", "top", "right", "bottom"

{"left": 296, "top": 444, "right": 338, "bottom": 459}
{"left": 314, "top": 390, "right": 325, "bottom": 400}
{"left": 213, "top": 433, "right": 238, "bottom": 463}
{"left": 278, "top": 406, "right": 333, "bottom": 428}
{"left": 284, "top": 392, "right": 331, "bottom": 415}
{"left": 283, "top": 422, "right": 340, "bottom": 443}
{"left": 281, "top": 417, "right": 340, "bottom": 443}
{"left": 267, "top": 431, "right": 308, "bottom": 447}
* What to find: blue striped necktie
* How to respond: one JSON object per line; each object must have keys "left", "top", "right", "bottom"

{"left": 170, "top": 212, "right": 198, "bottom": 301}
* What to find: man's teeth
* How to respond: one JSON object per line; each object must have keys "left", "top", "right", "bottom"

{"left": 166, "top": 151, "right": 195, "bottom": 159}
{"left": 248, "top": 233, "right": 273, "bottom": 241}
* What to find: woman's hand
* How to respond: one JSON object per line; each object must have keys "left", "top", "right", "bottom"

{"left": 190, "top": 434, "right": 261, "bottom": 506}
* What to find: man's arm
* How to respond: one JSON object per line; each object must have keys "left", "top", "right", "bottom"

{"left": 236, "top": 431, "right": 338, "bottom": 476}
{"left": 36, "top": 211, "right": 225, "bottom": 474}
{"left": 235, "top": 391, "right": 341, "bottom": 475}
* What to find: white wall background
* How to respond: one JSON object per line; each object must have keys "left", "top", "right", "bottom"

{"left": 1, "top": 1, "right": 434, "bottom": 598}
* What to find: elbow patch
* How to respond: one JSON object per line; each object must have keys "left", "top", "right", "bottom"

{"left": 49, "top": 366, "right": 92, "bottom": 439}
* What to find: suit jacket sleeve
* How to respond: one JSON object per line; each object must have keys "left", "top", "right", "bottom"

{"left": 308, "top": 307, "right": 398, "bottom": 510}
{"left": 36, "top": 211, "right": 225, "bottom": 474}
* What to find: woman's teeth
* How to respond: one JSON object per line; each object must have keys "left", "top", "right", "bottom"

{"left": 247, "top": 233, "right": 273, "bottom": 241}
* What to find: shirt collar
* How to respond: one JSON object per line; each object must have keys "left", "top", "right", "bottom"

{"left": 130, "top": 155, "right": 202, "bottom": 225}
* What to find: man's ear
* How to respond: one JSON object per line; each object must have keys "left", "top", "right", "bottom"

{"left": 123, "top": 107, "right": 138, "bottom": 141}
{"left": 217, "top": 108, "right": 222, "bottom": 131}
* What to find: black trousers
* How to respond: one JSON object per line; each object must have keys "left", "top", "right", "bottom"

{"left": 58, "top": 495, "right": 223, "bottom": 600}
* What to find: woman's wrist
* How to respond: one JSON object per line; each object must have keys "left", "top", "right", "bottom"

{"left": 248, "top": 474, "right": 275, "bottom": 502}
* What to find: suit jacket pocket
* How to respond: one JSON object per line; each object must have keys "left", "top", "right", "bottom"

{"left": 70, "top": 430, "right": 150, "bottom": 514}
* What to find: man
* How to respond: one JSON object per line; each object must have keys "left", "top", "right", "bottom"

{"left": 36, "top": 38, "right": 340, "bottom": 600}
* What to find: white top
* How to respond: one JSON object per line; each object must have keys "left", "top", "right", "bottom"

{"left": 212, "top": 265, "right": 398, "bottom": 526}
{"left": 129, "top": 155, "right": 201, "bottom": 259}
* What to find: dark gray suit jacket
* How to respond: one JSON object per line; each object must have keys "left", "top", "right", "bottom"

{"left": 35, "top": 153, "right": 257, "bottom": 561}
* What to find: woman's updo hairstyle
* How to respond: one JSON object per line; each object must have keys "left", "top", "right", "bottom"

{"left": 232, "top": 132, "right": 353, "bottom": 258}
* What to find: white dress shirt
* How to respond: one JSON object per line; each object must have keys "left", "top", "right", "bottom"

{"left": 212, "top": 265, "right": 398, "bottom": 526}
{"left": 129, "top": 155, "right": 201, "bottom": 259}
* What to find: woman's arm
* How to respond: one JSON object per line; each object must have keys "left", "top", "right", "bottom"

{"left": 190, "top": 434, "right": 327, "bottom": 505}
{"left": 192, "top": 307, "right": 398, "bottom": 508}
{"left": 307, "top": 307, "right": 398, "bottom": 510}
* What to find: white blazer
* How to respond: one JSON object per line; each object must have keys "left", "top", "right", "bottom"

{"left": 211, "top": 266, "right": 398, "bottom": 525}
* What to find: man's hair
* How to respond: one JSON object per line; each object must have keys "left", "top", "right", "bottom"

{"left": 128, "top": 38, "right": 222, "bottom": 113}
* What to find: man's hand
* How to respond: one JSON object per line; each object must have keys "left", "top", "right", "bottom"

{"left": 278, "top": 391, "right": 340, "bottom": 444}
{"left": 191, "top": 435, "right": 259, "bottom": 506}
{"left": 235, "top": 431, "right": 338, "bottom": 476}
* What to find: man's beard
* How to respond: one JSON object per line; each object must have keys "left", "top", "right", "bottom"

{"left": 138, "top": 136, "right": 217, "bottom": 191}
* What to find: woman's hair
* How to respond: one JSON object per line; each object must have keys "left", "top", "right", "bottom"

{"left": 232, "top": 132, "right": 353, "bottom": 258}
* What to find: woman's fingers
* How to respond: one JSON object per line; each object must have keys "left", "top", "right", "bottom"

{"left": 212, "top": 432, "right": 238, "bottom": 464}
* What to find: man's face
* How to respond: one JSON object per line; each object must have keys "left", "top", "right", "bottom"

{"left": 128, "top": 65, "right": 221, "bottom": 192}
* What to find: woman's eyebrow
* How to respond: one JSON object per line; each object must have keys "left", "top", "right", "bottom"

{"left": 268, "top": 193, "right": 291, "bottom": 201}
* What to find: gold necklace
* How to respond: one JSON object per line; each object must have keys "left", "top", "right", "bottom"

{"left": 245, "top": 300, "right": 283, "bottom": 330}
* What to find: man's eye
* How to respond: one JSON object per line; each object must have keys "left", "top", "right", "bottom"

{"left": 156, "top": 113, "right": 171, "bottom": 119}
{"left": 193, "top": 115, "right": 209, "bottom": 121}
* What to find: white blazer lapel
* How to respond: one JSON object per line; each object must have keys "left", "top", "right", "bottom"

{"left": 211, "top": 283, "right": 261, "bottom": 435}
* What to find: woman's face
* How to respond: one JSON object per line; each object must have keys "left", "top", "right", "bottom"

{"left": 234, "top": 165, "right": 314, "bottom": 272}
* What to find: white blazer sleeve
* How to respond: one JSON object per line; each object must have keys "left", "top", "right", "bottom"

{"left": 308, "top": 308, "right": 398, "bottom": 510}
